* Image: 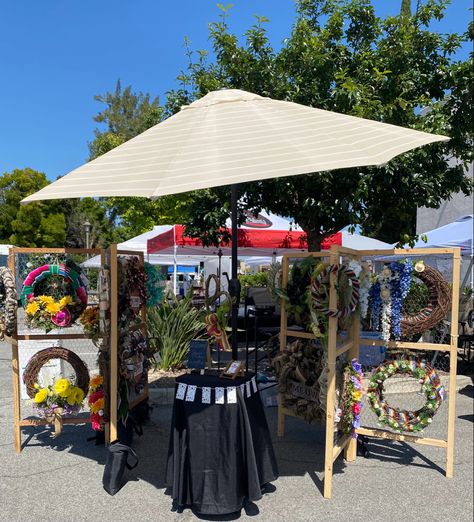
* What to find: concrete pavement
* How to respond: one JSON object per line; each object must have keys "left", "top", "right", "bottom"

{"left": 0, "top": 343, "right": 473, "bottom": 521}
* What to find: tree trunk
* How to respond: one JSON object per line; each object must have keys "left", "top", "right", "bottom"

{"left": 306, "top": 230, "right": 323, "bottom": 252}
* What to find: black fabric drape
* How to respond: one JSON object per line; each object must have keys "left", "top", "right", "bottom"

{"left": 165, "top": 373, "right": 278, "bottom": 515}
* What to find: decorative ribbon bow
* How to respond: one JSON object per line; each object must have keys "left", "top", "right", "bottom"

{"left": 46, "top": 408, "right": 64, "bottom": 438}
{"left": 205, "top": 313, "right": 231, "bottom": 352}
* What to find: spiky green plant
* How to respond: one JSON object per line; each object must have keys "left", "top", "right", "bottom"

{"left": 148, "top": 296, "right": 205, "bottom": 371}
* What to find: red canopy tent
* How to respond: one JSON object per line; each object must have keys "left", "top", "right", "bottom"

{"left": 147, "top": 211, "right": 308, "bottom": 256}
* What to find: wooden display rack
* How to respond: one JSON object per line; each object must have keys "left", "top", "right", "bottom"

{"left": 5, "top": 245, "right": 149, "bottom": 452}
{"left": 6, "top": 247, "right": 104, "bottom": 453}
{"left": 277, "top": 246, "right": 461, "bottom": 499}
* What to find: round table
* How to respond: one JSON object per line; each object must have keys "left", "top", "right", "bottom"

{"left": 165, "top": 372, "right": 278, "bottom": 515}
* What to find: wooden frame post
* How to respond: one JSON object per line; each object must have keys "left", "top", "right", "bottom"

{"left": 9, "top": 250, "right": 21, "bottom": 454}
{"left": 108, "top": 244, "right": 119, "bottom": 443}
{"left": 446, "top": 248, "right": 461, "bottom": 477}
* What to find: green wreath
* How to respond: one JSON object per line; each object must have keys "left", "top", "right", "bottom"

{"left": 367, "top": 355, "right": 445, "bottom": 433}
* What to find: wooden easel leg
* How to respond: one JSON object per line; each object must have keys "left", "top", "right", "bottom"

{"left": 11, "top": 344, "right": 22, "bottom": 454}
{"left": 446, "top": 251, "right": 460, "bottom": 478}
{"left": 345, "top": 437, "right": 357, "bottom": 462}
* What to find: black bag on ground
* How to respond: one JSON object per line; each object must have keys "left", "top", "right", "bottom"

{"left": 102, "top": 442, "right": 139, "bottom": 496}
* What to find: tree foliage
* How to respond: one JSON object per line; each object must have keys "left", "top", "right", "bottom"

{"left": 88, "top": 80, "right": 196, "bottom": 239}
{"left": 167, "top": 0, "right": 473, "bottom": 248}
{"left": 0, "top": 168, "right": 67, "bottom": 247}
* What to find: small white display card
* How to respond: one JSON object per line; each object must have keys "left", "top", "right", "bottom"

{"left": 202, "top": 387, "right": 211, "bottom": 404}
{"left": 227, "top": 387, "right": 237, "bottom": 404}
{"left": 215, "top": 387, "right": 225, "bottom": 404}
{"left": 251, "top": 376, "right": 258, "bottom": 393}
{"left": 239, "top": 383, "right": 246, "bottom": 397}
{"left": 176, "top": 382, "right": 187, "bottom": 400}
{"left": 245, "top": 381, "right": 252, "bottom": 398}
{"left": 185, "top": 384, "right": 197, "bottom": 402}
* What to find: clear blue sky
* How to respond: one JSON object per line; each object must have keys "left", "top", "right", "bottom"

{"left": 0, "top": 0, "right": 471, "bottom": 181}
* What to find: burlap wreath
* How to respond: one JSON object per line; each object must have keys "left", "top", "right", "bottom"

{"left": 0, "top": 267, "right": 17, "bottom": 339}
{"left": 23, "top": 347, "right": 90, "bottom": 399}
{"left": 272, "top": 340, "right": 326, "bottom": 422}
{"left": 401, "top": 264, "right": 451, "bottom": 338}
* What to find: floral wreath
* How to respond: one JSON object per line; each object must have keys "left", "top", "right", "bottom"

{"left": 21, "top": 263, "right": 88, "bottom": 329}
{"left": 367, "top": 354, "right": 445, "bottom": 433}
{"left": 88, "top": 374, "right": 106, "bottom": 431}
{"left": 337, "top": 359, "right": 363, "bottom": 438}
{"left": 0, "top": 266, "right": 17, "bottom": 339}
{"left": 310, "top": 264, "right": 360, "bottom": 318}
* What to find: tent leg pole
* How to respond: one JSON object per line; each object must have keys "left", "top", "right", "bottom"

{"left": 231, "top": 184, "right": 240, "bottom": 360}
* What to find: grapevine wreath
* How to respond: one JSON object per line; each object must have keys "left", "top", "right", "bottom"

{"left": 367, "top": 354, "right": 445, "bottom": 433}
{"left": 23, "top": 347, "right": 90, "bottom": 399}
{"left": 400, "top": 264, "right": 451, "bottom": 338}
{"left": 0, "top": 267, "right": 17, "bottom": 339}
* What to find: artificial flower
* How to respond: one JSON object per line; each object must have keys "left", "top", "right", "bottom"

{"left": 89, "top": 375, "right": 104, "bottom": 390}
{"left": 59, "top": 295, "right": 73, "bottom": 308}
{"left": 88, "top": 389, "right": 104, "bottom": 405}
{"left": 90, "top": 397, "right": 105, "bottom": 414}
{"left": 38, "top": 295, "right": 54, "bottom": 305}
{"left": 46, "top": 302, "right": 61, "bottom": 315}
{"left": 54, "top": 378, "right": 71, "bottom": 398}
{"left": 25, "top": 301, "right": 40, "bottom": 315}
{"left": 34, "top": 388, "right": 48, "bottom": 404}
{"left": 90, "top": 413, "right": 102, "bottom": 431}
{"left": 51, "top": 308, "right": 72, "bottom": 327}
{"left": 66, "top": 387, "right": 85, "bottom": 405}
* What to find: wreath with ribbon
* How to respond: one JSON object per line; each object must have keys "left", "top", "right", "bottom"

{"left": 23, "top": 347, "right": 90, "bottom": 399}
{"left": 0, "top": 267, "right": 17, "bottom": 340}
{"left": 310, "top": 264, "right": 360, "bottom": 318}
{"left": 20, "top": 263, "right": 88, "bottom": 329}
{"left": 367, "top": 354, "right": 445, "bottom": 433}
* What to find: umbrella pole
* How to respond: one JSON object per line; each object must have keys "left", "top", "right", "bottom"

{"left": 230, "top": 184, "right": 240, "bottom": 360}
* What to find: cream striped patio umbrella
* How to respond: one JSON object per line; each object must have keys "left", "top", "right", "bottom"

{"left": 22, "top": 89, "right": 448, "bottom": 202}
{"left": 22, "top": 88, "right": 449, "bottom": 357}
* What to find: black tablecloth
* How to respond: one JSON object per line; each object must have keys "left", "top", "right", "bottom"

{"left": 165, "top": 372, "right": 278, "bottom": 515}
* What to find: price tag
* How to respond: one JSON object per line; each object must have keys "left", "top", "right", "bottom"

{"left": 239, "top": 383, "right": 246, "bottom": 397}
{"left": 202, "top": 387, "right": 211, "bottom": 404}
{"left": 185, "top": 385, "right": 197, "bottom": 402}
{"left": 227, "top": 387, "right": 237, "bottom": 404}
{"left": 245, "top": 381, "right": 251, "bottom": 398}
{"left": 251, "top": 376, "right": 258, "bottom": 393}
{"left": 215, "top": 387, "right": 225, "bottom": 404}
{"left": 176, "top": 382, "right": 187, "bottom": 400}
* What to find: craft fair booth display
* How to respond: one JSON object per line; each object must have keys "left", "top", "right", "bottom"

{"left": 273, "top": 246, "right": 460, "bottom": 499}
{"left": 2, "top": 246, "right": 150, "bottom": 453}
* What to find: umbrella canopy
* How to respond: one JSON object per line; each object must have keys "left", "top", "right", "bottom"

{"left": 22, "top": 88, "right": 450, "bottom": 358}
{"left": 22, "top": 89, "right": 448, "bottom": 203}
{"left": 411, "top": 215, "right": 473, "bottom": 252}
